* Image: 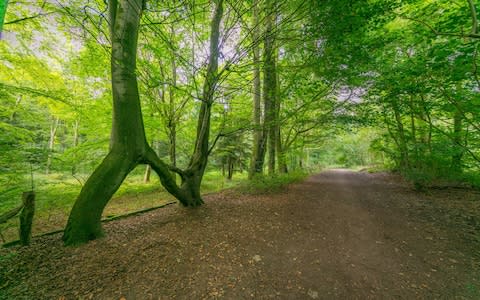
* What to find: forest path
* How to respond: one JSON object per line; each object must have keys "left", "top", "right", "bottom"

{"left": 1, "top": 169, "right": 480, "bottom": 299}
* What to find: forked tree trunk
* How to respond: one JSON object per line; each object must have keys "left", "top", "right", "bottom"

{"left": 63, "top": 0, "right": 224, "bottom": 245}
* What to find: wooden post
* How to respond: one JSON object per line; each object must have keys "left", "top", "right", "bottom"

{"left": 19, "top": 191, "right": 35, "bottom": 246}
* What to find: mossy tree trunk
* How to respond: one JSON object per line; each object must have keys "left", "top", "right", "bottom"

{"left": 264, "top": 0, "right": 278, "bottom": 176}
{"left": 63, "top": 0, "right": 224, "bottom": 246}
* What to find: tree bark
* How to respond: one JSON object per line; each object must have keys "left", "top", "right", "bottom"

{"left": 180, "top": 0, "right": 224, "bottom": 201}
{"left": 249, "top": 0, "right": 266, "bottom": 178}
{"left": 19, "top": 191, "right": 35, "bottom": 246}
{"left": 227, "top": 157, "right": 234, "bottom": 180}
{"left": 63, "top": 0, "right": 224, "bottom": 245}
{"left": 264, "top": 0, "right": 277, "bottom": 176}
{"left": 168, "top": 23, "right": 177, "bottom": 171}
{"left": 451, "top": 108, "right": 463, "bottom": 173}
{"left": 63, "top": 0, "right": 151, "bottom": 245}
{"left": 274, "top": 49, "right": 287, "bottom": 174}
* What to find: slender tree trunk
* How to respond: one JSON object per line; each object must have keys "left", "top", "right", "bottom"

{"left": 408, "top": 95, "right": 419, "bottom": 165}
{"left": 451, "top": 108, "right": 463, "bottom": 173}
{"left": 420, "top": 94, "right": 433, "bottom": 154}
{"left": 264, "top": 0, "right": 277, "bottom": 175}
{"left": 392, "top": 100, "right": 409, "bottom": 170}
{"left": 169, "top": 23, "right": 177, "bottom": 171}
{"left": 46, "top": 117, "right": 59, "bottom": 175}
{"left": 274, "top": 51, "right": 287, "bottom": 174}
{"left": 168, "top": 0, "right": 223, "bottom": 205}
{"left": 249, "top": 0, "right": 265, "bottom": 178}
{"left": 71, "top": 119, "right": 80, "bottom": 175}
{"left": 227, "top": 157, "right": 234, "bottom": 180}
{"left": 144, "top": 165, "right": 151, "bottom": 183}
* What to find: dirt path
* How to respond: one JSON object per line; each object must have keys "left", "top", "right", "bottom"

{"left": 1, "top": 170, "right": 479, "bottom": 299}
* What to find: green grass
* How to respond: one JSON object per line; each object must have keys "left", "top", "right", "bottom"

{"left": 0, "top": 169, "right": 249, "bottom": 244}
{"left": 0, "top": 167, "right": 314, "bottom": 244}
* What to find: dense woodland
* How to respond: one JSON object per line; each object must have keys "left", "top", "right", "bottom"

{"left": 0, "top": 0, "right": 479, "bottom": 245}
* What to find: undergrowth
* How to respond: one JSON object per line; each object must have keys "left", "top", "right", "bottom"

{"left": 237, "top": 170, "right": 309, "bottom": 194}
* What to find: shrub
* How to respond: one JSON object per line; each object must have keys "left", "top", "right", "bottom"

{"left": 238, "top": 170, "right": 308, "bottom": 194}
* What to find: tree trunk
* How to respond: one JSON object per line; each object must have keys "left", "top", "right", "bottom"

{"left": 451, "top": 108, "right": 463, "bottom": 173}
{"left": 274, "top": 51, "right": 287, "bottom": 174}
{"left": 46, "top": 117, "right": 59, "bottom": 174}
{"left": 168, "top": 23, "right": 177, "bottom": 172}
{"left": 264, "top": 0, "right": 277, "bottom": 176}
{"left": 144, "top": 165, "right": 151, "bottom": 183}
{"left": 180, "top": 0, "right": 224, "bottom": 200}
{"left": 63, "top": 0, "right": 151, "bottom": 245}
{"left": 227, "top": 157, "right": 234, "bottom": 180}
{"left": 392, "top": 100, "right": 409, "bottom": 170}
{"left": 249, "top": 0, "right": 265, "bottom": 178}
{"left": 63, "top": 0, "right": 224, "bottom": 245}
{"left": 71, "top": 119, "right": 79, "bottom": 175}
{"left": 19, "top": 191, "right": 35, "bottom": 246}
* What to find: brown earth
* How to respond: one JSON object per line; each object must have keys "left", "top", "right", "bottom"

{"left": 1, "top": 169, "right": 480, "bottom": 299}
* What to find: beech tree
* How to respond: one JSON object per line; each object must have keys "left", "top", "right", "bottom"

{"left": 62, "top": 0, "right": 224, "bottom": 245}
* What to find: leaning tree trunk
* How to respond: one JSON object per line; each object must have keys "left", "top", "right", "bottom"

{"left": 178, "top": 0, "right": 224, "bottom": 204}
{"left": 63, "top": 0, "right": 224, "bottom": 245}
{"left": 62, "top": 0, "right": 150, "bottom": 245}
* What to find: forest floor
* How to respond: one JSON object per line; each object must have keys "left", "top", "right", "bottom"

{"left": 1, "top": 169, "right": 480, "bottom": 299}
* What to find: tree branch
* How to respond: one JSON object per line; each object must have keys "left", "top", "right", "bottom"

{"left": 4, "top": 11, "right": 56, "bottom": 25}
{"left": 402, "top": 15, "right": 480, "bottom": 39}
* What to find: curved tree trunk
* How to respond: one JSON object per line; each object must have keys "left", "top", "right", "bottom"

{"left": 63, "top": 0, "right": 224, "bottom": 245}
{"left": 63, "top": 151, "right": 134, "bottom": 244}
{"left": 63, "top": 0, "right": 147, "bottom": 245}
